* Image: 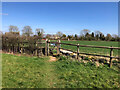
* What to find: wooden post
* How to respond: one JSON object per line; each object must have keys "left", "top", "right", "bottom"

{"left": 45, "top": 39, "right": 48, "bottom": 56}
{"left": 77, "top": 44, "right": 79, "bottom": 59}
{"left": 110, "top": 46, "right": 113, "bottom": 67}
{"left": 57, "top": 39, "right": 60, "bottom": 55}
{"left": 47, "top": 40, "right": 50, "bottom": 56}
{"left": 35, "top": 42, "right": 38, "bottom": 56}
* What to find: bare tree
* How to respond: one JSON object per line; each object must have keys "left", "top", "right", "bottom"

{"left": 111, "top": 34, "right": 119, "bottom": 41}
{"left": 94, "top": 31, "right": 102, "bottom": 36}
{"left": 22, "top": 26, "right": 33, "bottom": 37}
{"left": 9, "top": 25, "right": 19, "bottom": 32}
{"left": 106, "top": 33, "right": 112, "bottom": 41}
{"left": 35, "top": 28, "right": 45, "bottom": 40}
{"left": 36, "top": 28, "right": 44, "bottom": 36}
{"left": 80, "top": 29, "right": 90, "bottom": 36}
{"left": 56, "top": 31, "right": 63, "bottom": 38}
{"left": 112, "top": 34, "right": 118, "bottom": 38}
{"left": 94, "top": 31, "right": 102, "bottom": 40}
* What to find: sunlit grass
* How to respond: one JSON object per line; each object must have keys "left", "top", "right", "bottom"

{"left": 2, "top": 54, "right": 119, "bottom": 88}
{"left": 60, "top": 41, "right": 119, "bottom": 56}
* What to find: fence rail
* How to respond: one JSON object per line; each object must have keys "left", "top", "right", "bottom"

{"left": 49, "top": 41, "right": 120, "bottom": 49}
{"left": 60, "top": 47, "right": 119, "bottom": 59}
{"left": 48, "top": 40, "right": 120, "bottom": 67}
{"left": 2, "top": 40, "right": 120, "bottom": 67}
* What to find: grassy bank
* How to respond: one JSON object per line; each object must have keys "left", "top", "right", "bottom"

{"left": 2, "top": 54, "right": 57, "bottom": 88}
{"left": 2, "top": 54, "right": 119, "bottom": 88}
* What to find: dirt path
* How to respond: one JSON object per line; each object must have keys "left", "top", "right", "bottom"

{"left": 41, "top": 56, "right": 58, "bottom": 88}
{"left": 49, "top": 56, "right": 57, "bottom": 62}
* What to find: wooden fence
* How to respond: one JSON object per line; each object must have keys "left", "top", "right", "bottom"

{"left": 46, "top": 40, "right": 120, "bottom": 67}
{"left": 2, "top": 39, "right": 120, "bottom": 67}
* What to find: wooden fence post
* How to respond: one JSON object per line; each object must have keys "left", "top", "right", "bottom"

{"left": 110, "top": 46, "right": 113, "bottom": 67}
{"left": 45, "top": 39, "right": 48, "bottom": 56}
{"left": 47, "top": 40, "right": 50, "bottom": 56}
{"left": 77, "top": 44, "right": 79, "bottom": 59}
{"left": 57, "top": 39, "right": 60, "bottom": 55}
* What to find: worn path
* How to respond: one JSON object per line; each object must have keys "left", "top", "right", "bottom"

{"left": 49, "top": 56, "right": 57, "bottom": 62}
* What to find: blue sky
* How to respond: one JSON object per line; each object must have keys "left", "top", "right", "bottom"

{"left": 2, "top": 2, "right": 118, "bottom": 36}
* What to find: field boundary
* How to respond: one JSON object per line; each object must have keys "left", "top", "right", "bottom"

{"left": 2, "top": 39, "right": 120, "bottom": 67}
{"left": 47, "top": 40, "right": 120, "bottom": 67}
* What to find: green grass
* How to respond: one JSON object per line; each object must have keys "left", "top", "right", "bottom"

{"left": 2, "top": 54, "right": 119, "bottom": 88}
{"left": 2, "top": 53, "right": 57, "bottom": 88}
{"left": 59, "top": 41, "right": 119, "bottom": 57}
{"left": 53, "top": 56, "right": 119, "bottom": 88}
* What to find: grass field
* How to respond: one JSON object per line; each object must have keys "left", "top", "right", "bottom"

{"left": 59, "top": 41, "right": 119, "bottom": 57}
{"left": 2, "top": 53, "right": 119, "bottom": 88}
